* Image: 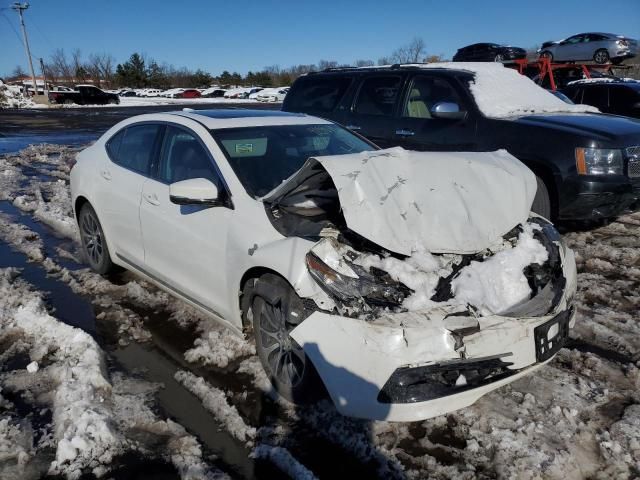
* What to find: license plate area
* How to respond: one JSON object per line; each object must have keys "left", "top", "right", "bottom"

{"left": 534, "top": 310, "right": 571, "bottom": 362}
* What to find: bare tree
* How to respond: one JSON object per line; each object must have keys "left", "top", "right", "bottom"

{"left": 50, "top": 49, "right": 73, "bottom": 84}
{"left": 355, "top": 59, "right": 374, "bottom": 67}
{"left": 391, "top": 37, "right": 427, "bottom": 63}
{"left": 11, "top": 65, "right": 27, "bottom": 79}
{"left": 424, "top": 54, "right": 445, "bottom": 63}
{"left": 71, "top": 49, "right": 87, "bottom": 81}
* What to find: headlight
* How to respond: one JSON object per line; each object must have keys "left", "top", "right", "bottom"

{"left": 575, "top": 147, "right": 623, "bottom": 175}
{"left": 306, "top": 252, "right": 409, "bottom": 307}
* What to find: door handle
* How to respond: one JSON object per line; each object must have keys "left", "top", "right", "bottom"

{"left": 346, "top": 125, "right": 361, "bottom": 131}
{"left": 143, "top": 193, "right": 160, "bottom": 206}
{"left": 100, "top": 169, "right": 112, "bottom": 181}
{"left": 395, "top": 129, "right": 415, "bottom": 137}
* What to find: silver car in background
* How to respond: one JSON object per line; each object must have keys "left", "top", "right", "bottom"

{"left": 538, "top": 32, "right": 638, "bottom": 64}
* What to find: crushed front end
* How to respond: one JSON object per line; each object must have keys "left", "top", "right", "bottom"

{"left": 289, "top": 217, "right": 577, "bottom": 421}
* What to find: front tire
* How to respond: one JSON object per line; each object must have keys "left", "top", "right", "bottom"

{"left": 78, "top": 203, "right": 117, "bottom": 274}
{"left": 594, "top": 49, "right": 610, "bottom": 64}
{"left": 244, "top": 274, "right": 325, "bottom": 404}
{"left": 531, "top": 175, "right": 552, "bottom": 220}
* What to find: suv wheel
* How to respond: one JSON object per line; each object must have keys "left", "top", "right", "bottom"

{"left": 531, "top": 176, "right": 552, "bottom": 220}
{"left": 593, "top": 49, "right": 610, "bottom": 64}
{"left": 78, "top": 203, "right": 117, "bottom": 274}
{"left": 494, "top": 53, "right": 505, "bottom": 62}
{"left": 244, "top": 274, "right": 325, "bottom": 404}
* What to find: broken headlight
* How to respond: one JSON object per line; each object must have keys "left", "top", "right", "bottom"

{"left": 306, "top": 252, "right": 411, "bottom": 308}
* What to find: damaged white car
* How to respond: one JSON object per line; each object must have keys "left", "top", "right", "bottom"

{"left": 70, "top": 109, "right": 577, "bottom": 422}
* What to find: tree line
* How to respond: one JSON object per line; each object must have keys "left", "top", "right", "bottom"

{"left": 7, "top": 38, "right": 448, "bottom": 88}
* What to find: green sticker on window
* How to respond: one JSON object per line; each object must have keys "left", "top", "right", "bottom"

{"left": 236, "top": 143, "right": 253, "bottom": 154}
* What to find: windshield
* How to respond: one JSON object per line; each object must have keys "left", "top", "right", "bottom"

{"left": 211, "top": 123, "right": 375, "bottom": 197}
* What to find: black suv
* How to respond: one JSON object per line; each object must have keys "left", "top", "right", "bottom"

{"left": 561, "top": 81, "right": 640, "bottom": 119}
{"left": 282, "top": 65, "right": 640, "bottom": 221}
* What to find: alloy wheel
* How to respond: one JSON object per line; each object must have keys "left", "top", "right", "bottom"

{"left": 81, "top": 211, "right": 104, "bottom": 266}
{"left": 258, "top": 300, "right": 306, "bottom": 388}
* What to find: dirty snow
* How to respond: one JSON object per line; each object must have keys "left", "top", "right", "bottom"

{"left": 0, "top": 80, "right": 38, "bottom": 109}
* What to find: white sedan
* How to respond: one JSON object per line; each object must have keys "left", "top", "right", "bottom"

{"left": 70, "top": 109, "right": 577, "bottom": 421}
{"left": 256, "top": 87, "right": 289, "bottom": 102}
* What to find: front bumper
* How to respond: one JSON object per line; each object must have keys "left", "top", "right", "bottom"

{"left": 291, "top": 240, "right": 577, "bottom": 422}
{"left": 558, "top": 174, "right": 640, "bottom": 220}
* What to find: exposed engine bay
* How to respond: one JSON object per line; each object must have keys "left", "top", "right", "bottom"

{"left": 261, "top": 148, "right": 568, "bottom": 320}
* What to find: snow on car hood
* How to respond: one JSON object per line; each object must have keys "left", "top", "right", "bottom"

{"left": 262, "top": 147, "right": 537, "bottom": 256}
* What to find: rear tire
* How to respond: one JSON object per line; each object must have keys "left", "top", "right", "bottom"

{"left": 494, "top": 53, "right": 505, "bottom": 62}
{"left": 594, "top": 49, "right": 610, "bottom": 64}
{"left": 531, "top": 175, "right": 552, "bottom": 220}
{"left": 244, "top": 274, "right": 325, "bottom": 404}
{"left": 78, "top": 203, "right": 117, "bottom": 275}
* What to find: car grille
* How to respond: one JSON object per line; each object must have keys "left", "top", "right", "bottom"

{"left": 627, "top": 146, "right": 640, "bottom": 178}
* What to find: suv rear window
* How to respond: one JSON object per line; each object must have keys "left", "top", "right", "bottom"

{"left": 285, "top": 76, "right": 352, "bottom": 112}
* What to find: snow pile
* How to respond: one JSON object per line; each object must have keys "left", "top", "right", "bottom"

{"left": 400, "top": 62, "right": 598, "bottom": 117}
{"left": 0, "top": 418, "right": 32, "bottom": 470}
{"left": 184, "top": 329, "right": 255, "bottom": 368}
{"left": 0, "top": 80, "right": 37, "bottom": 109}
{"left": 0, "top": 268, "right": 123, "bottom": 478}
{"left": 0, "top": 214, "right": 44, "bottom": 261}
{"left": 451, "top": 222, "right": 548, "bottom": 314}
{"left": 356, "top": 222, "right": 548, "bottom": 315}
{"left": 174, "top": 370, "right": 256, "bottom": 443}
{"left": 251, "top": 445, "right": 317, "bottom": 480}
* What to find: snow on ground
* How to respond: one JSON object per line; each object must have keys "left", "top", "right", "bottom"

{"left": 0, "top": 80, "right": 38, "bottom": 109}
{"left": 0, "top": 143, "right": 639, "bottom": 479}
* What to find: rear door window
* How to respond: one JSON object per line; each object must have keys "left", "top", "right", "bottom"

{"left": 353, "top": 76, "right": 402, "bottom": 116}
{"left": 610, "top": 86, "right": 638, "bottom": 110}
{"left": 285, "top": 76, "right": 352, "bottom": 113}
{"left": 107, "top": 124, "right": 162, "bottom": 175}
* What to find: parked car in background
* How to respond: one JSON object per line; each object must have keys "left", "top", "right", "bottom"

{"left": 453, "top": 43, "right": 527, "bottom": 62}
{"left": 162, "top": 88, "right": 186, "bottom": 98}
{"left": 201, "top": 87, "right": 227, "bottom": 98}
{"left": 538, "top": 33, "right": 638, "bottom": 64}
{"left": 144, "top": 89, "right": 163, "bottom": 97}
{"left": 70, "top": 109, "right": 577, "bottom": 421}
{"left": 53, "top": 85, "right": 74, "bottom": 92}
{"left": 562, "top": 79, "right": 640, "bottom": 119}
{"left": 48, "top": 85, "right": 120, "bottom": 105}
{"left": 179, "top": 89, "right": 201, "bottom": 99}
{"left": 256, "top": 87, "right": 289, "bottom": 102}
{"left": 224, "top": 87, "right": 263, "bottom": 99}
{"left": 283, "top": 63, "right": 640, "bottom": 222}
{"left": 119, "top": 89, "right": 137, "bottom": 97}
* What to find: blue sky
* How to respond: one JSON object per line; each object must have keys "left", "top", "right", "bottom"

{"left": 1, "top": 0, "right": 639, "bottom": 77}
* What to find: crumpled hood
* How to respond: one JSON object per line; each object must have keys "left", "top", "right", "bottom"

{"left": 262, "top": 147, "right": 537, "bottom": 256}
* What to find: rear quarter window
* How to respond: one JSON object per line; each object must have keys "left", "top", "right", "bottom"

{"left": 105, "top": 124, "right": 161, "bottom": 175}
{"left": 285, "top": 76, "right": 352, "bottom": 113}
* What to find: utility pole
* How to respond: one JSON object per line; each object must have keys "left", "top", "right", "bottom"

{"left": 39, "top": 57, "right": 48, "bottom": 96}
{"left": 12, "top": 2, "right": 38, "bottom": 96}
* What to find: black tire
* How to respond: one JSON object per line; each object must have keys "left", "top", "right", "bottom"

{"left": 244, "top": 274, "right": 325, "bottom": 404}
{"left": 108, "top": 98, "right": 118, "bottom": 105}
{"left": 531, "top": 175, "right": 552, "bottom": 220}
{"left": 494, "top": 53, "right": 505, "bottom": 62}
{"left": 540, "top": 51, "right": 553, "bottom": 61}
{"left": 593, "top": 49, "right": 610, "bottom": 64}
{"left": 78, "top": 203, "right": 117, "bottom": 275}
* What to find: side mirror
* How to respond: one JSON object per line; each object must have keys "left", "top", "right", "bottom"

{"left": 430, "top": 101, "right": 467, "bottom": 120}
{"left": 169, "top": 178, "right": 222, "bottom": 207}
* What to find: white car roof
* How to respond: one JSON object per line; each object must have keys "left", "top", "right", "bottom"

{"left": 170, "top": 109, "right": 331, "bottom": 129}
{"left": 117, "top": 110, "right": 330, "bottom": 129}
